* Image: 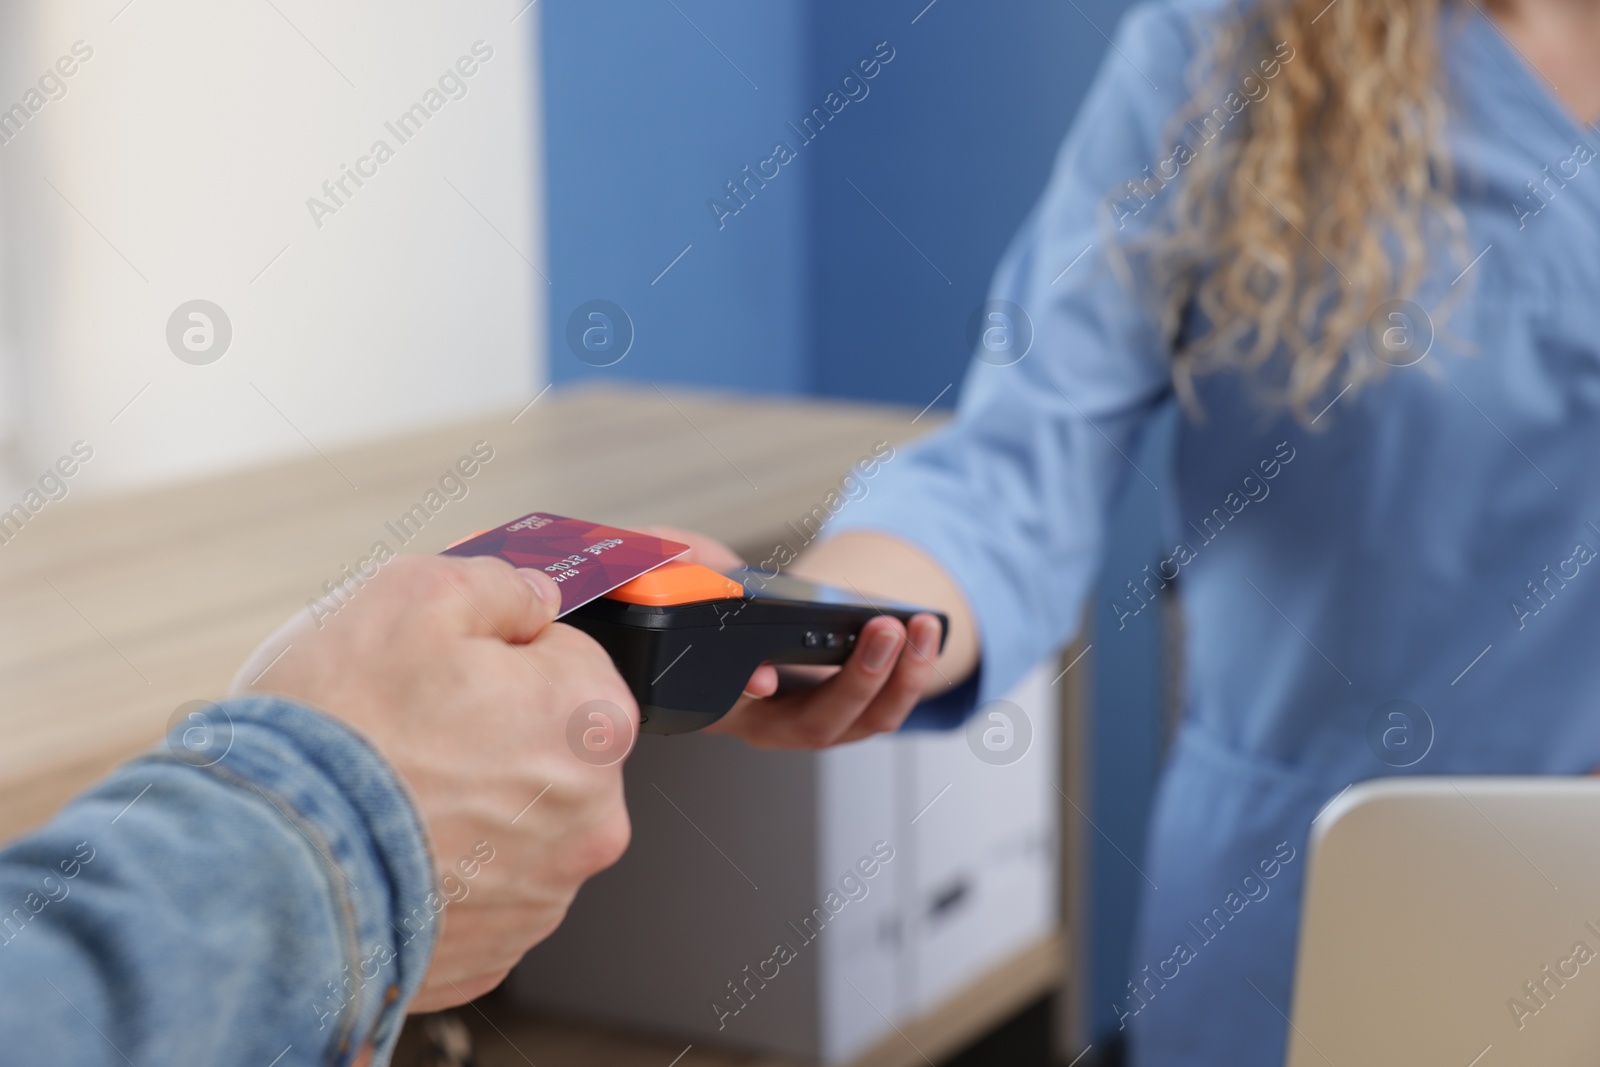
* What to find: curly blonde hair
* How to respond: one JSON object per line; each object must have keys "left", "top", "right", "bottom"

{"left": 1135, "top": 0, "right": 1467, "bottom": 421}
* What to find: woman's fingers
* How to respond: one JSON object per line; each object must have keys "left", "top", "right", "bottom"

{"left": 711, "top": 613, "right": 945, "bottom": 748}
{"left": 709, "top": 620, "right": 900, "bottom": 747}
{"left": 835, "top": 614, "right": 943, "bottom": 743}
{"left": 778, "top": 617, "right": 906, "bottom": 746}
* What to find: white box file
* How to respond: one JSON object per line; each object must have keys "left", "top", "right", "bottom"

{"left": 507, "top": 662, "right": 1060, "bottom": 1063}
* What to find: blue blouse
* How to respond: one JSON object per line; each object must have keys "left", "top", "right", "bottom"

{"left": 828, "top": 2, "right": 1600, "bottom": 1064}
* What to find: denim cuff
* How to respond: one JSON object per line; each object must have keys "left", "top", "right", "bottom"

{"left": 165, "top": 695, "right": 439, "bottom": 1064}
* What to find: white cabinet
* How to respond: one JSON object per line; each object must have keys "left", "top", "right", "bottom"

{"left": 897, "top": 663, "right": 1060, "bottom": 1019}
{"left": 508, "top": 661, "right": 1060, "bottom": 1064}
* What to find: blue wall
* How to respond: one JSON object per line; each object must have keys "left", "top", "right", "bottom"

{"left": 543, "top": 0, "right": 1130, "bottom": 403}
{"left": 806, "top": 0, "right": 1130, "bottom": 405}
{"left": 542, "top": 0, "right": 814, "bottom": 393}
{"left": 542, "top": 0, "right": 1157, "bottom": 1048}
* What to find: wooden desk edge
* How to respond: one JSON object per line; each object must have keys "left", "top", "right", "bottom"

{"left": 456, "top": 930, "right": 1066, "bottom": 1067}
{"left": 824, "top": 929, "right": 1065, "bottom": 1067}
{"left": 0, "top": 387, "right": 949, "bottom": 843}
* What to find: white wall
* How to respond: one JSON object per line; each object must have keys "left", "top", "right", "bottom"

{"left": 0, "top": 0, "right": 545, "bottom": 496}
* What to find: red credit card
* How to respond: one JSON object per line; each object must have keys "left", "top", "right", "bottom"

{"left": 442, "top": 513, "right": 690, "bottom": 616}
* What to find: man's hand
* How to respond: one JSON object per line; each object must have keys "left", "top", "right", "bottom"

{"left": 230, "top": 554, "right": 636, "bottom": 1012}
{"left": 643, "top": 526, "right": 952, "bottom": 748}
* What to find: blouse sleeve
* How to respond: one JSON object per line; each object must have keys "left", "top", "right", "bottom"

{"left": 824, "top": 2, "right": 1194, "bottom": 722}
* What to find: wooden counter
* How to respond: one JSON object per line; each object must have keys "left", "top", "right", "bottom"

{"left": 0, "top": 383, "right": 943, "bottom": 840}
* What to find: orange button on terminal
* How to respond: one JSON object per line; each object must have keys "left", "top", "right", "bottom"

{"left": 604, "top": 560, "right": 745, "bottom": 606}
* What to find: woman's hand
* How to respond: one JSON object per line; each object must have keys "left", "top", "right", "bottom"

{"left": 644, "top": 526, "right": 949, "bottom": 749}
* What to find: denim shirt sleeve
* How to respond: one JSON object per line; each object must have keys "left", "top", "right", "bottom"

{"left": 0, "top": 695, "right": 440, "bottom": 1066}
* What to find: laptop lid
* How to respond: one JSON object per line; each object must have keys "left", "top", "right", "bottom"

{"left": 1287, "top": 777, "right": 1600, "bottom": 1066}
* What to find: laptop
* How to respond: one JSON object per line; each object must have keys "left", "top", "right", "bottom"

{"left": 1287, "top": 778, "right": 1600, "bottom": 1066}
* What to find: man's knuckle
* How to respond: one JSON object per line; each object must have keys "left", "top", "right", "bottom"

{"left": 408, "top": 561, "right": 463, "bottom": 602}
{"left": 600, "top": 812, "right": 633, "bottom": 864}
{"left": 573, "top": 810, "right": 631, "bottom": 873}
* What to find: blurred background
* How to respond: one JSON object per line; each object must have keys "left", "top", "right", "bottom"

{"left": 0, "top": 2, "right": 1177, "bottom": 1065}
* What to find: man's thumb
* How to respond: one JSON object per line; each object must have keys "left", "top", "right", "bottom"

{"left": 515, "top": 568, "right": 562, "bottom": 627}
